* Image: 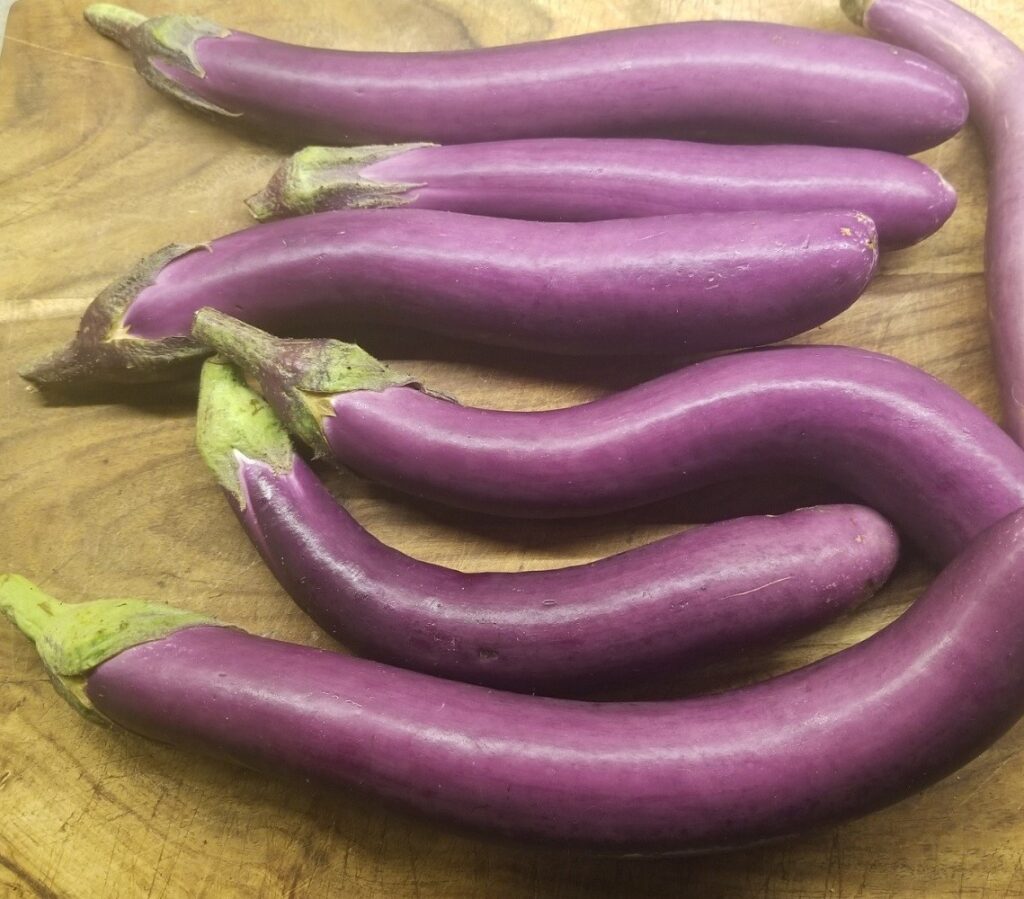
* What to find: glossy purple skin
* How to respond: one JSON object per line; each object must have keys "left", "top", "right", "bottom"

{"left": 232, "top": 454, "right": 898, "bottom": 694}
{"left": 319, "top": 345, "right": 1024, "bottom": 564}
{"left": 124, "top": 208, "right": 878, "bottom": 356}
{"left": 84, "top": 508, "right": 1024, "bottom": 853}
{"left": 858, "top": 0, "right": 1024, "bottom": 442}
{"left": 339, "top": 139, "right": 957, "bottom": 249}
{"left": 158, "top": 20, "right": 968, "bottom": 152}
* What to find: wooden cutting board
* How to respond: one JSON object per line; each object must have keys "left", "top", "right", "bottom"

{"left": 2, "top": 1, "right": 1023, "bottom": 896}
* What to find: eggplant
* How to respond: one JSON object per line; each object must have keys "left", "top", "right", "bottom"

{"left": 84, "top": 3, "right": 967, "bottom": 152}
{"left": 249, "top": 139, "right": 957, "bottom": 250}
{"left": 191, "top": 311, "right": 1024, "bottom": 565}
{"left": 22, "top": 208, "right": 878, "bottom": 386}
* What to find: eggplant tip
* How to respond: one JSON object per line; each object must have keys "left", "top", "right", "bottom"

{"left": 18, "top": 343, "right": 86, "bottom": 386}
{"left": 244, "top": 184, "right": 279, "bottom": 222}
{"left": 84, "top": 3, "right": 146, "bottom": 46}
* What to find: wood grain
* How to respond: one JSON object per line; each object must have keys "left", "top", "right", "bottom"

{"left": 1, "top": 1, "right": 1023, "bottom": 896}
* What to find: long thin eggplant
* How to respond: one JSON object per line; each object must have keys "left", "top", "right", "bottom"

{"left": 5, "top": 505, "right": 1024, "bottom": 853}
{"left": 845, "top": 0, "right": 1024, "bottom": 444}
{"left": 22, "top": 208, "right": 879, "bottom": 386}
{"left": 191, "top": 311, "right": 1024, "bottom": 565}
{"left": 197, "top": 359, "right": 898, "bottom": 694}
{"left": 249, "top": 139, "right": 957, "bottom": 250}
{"left": 84, "top": 4, "right": 967, "bottom": 152}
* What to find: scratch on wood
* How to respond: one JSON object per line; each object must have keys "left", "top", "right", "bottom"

{"left": 960, "top": 744, "right": 1024, "bottom": 801}
{"left": 4, "top": 35, "right": 135, "bottom": 71}
{"left": 0, "top": 297, "right": 90, "bottom": 325}
{"left": 0, "top": 850, "right": 62, "bottom": 899}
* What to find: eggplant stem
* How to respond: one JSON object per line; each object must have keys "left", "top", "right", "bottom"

{"left": 20, "top": 244, "right": 210, "bottom": 388}
{"left": 1, "top": 575, "right": 219, "bottom": 722}
{"left": 84, "top": 3, "right": 146, "bottom": 48}
{"left": 192, "top": 308, "right": 281, "bottom": 374}
{"left": 0, "top": 575, "right": 63, "bottom": 644}
{"left": 245, "top": 144, "right": 430, "bottom": 222}
{"left": 191, "top": 309, "right": 417, "bottom": 455}
{"left": 197, "top": 358, "right": 296, "bottom": 505}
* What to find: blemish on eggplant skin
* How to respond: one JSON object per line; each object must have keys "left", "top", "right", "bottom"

{"left": 478, "top": 648, "right": 499, "bottom": 662}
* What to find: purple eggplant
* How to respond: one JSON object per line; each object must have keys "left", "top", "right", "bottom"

{"left": 249, "top": 139, "right": 957, "bottom": 250}
{"left": 22, "top": 207, "right": 879, "bottom": 386}
{"left": 6, "top": 504, "right": 1024, "bottom": 853}
{"left": 846, "top": 0, "right": 1024, "bottom": 445}
{"left": 84, "top": 4, "right": 967, "bottom": 152}
{"left": 191, "top": 311, "right": 1024, "bottom": 566}
{"left": 196, "top": 359, "right": 898, "bottom": 694}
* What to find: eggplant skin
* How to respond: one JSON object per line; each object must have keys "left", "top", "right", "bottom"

{"left": 318, "top": 345, "right": 1024, "bottom": 565}
{"left": 94, "top": 8, "right": 968, "bottom": 153}
{"left": 235, "top": 448, "right": 899, "bottom": 692}
{"left": 853, "top": 0, "right": 1024, "bottom": 444}
{"left": 84, "top": 508, "right": 1024, "bottom": 854}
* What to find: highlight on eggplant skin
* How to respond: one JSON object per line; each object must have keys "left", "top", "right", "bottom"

{"left": 847, "top": 0, "right": 1024, "bottom": 446}
{"left": 192, "top": 312, "right": 1024, "bottom": 568}
{"left": 83, "top": 4, "right": 968, "bottom": 152}
{"left": 195, "top": 358, "right": 900, "bottom": 695}
{"left": 248, "top": 139, "right": 958, "bottom": 251}
{"left": 4, "top": 505, "right": 1024, "bottom": 853}
{"left": 21, "top": 206, "right": 880, "bottom": 388}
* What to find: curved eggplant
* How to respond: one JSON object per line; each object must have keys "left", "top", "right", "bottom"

{"left": 846, "top": 0, "right": 1024, "bottom": 444}
{"left": 192, "top": 311, "right": 1024, "bottom": 566}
